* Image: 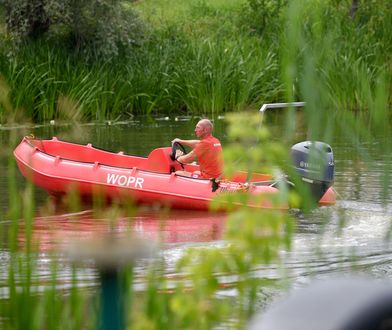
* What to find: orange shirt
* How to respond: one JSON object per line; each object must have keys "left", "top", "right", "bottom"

{"left": 194, "top": 135, "right": 223, "bottom": 178}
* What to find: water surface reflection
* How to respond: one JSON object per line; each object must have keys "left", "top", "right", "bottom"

{"left": 17, "top": 208, "right": 227, "bottom": 252}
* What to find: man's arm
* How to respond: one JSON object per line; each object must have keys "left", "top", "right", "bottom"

{"left": 176, "top": 150, "right": 196, "bottom": 164}
{"left": 172, "top": 138, "right": 200, "bottom": 149}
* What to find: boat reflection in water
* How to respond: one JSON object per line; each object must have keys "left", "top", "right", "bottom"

{"left": 18, "top": 207, "right": 227, "bottom": 252}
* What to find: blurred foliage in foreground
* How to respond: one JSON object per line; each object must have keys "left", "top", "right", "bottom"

{"left": 0, "top": 111, "right": 294, "bottom": 329}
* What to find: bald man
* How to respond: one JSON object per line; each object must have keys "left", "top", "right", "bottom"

{"left": 172, "top": 119, "right": 223, "bottom": 179}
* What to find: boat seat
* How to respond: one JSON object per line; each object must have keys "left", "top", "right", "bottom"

{"left": 147, "top": 147, "right": 175, "bottom": 173}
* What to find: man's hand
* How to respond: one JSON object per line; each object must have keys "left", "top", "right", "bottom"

{"left": 171, "top": 138, "right": 181, "bottom": 145}
{"left": 175, "top": 149, "right": 184, "bottom": 159}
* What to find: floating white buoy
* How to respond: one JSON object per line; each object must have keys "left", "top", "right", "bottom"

{"left": 175, "top": 116, "right": 192, "bottom": 122}
{"left": 155, "top": 116, "right": 170, "bottom": 121}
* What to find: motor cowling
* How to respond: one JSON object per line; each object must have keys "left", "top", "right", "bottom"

{"left": 291, "top": 141, "right": 334, "bottom": 201}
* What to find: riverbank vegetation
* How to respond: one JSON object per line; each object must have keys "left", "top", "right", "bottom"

{"left": 0, "top": 0, "right": 390, "bottom": 123}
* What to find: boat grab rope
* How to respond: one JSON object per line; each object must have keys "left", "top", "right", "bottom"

{"left": 211, "top": 178, "right": 250, "bottom": 193}
{"left": 24, "top": 134, "right": 48, "bottom": 152}
{"left": 25, "top": 134, "right": 35, "bottom": 139}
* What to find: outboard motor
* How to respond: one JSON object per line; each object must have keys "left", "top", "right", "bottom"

{"left": 291, "top": 141, "right": 334, "bottom": 201}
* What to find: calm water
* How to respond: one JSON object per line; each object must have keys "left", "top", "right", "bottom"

{"left": 1, "top": 114, "right": 392, "bottom": 303}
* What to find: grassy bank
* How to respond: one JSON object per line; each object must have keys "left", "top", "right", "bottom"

{"left": 0, "top": 0, "right": 390, "bottom": 124}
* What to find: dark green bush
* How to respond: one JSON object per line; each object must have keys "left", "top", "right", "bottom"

{"left": 240, "top": 0, "right": 288, "bottom": 38}
{"left": 1, "top": 0, "right": 144, "bottom": 59}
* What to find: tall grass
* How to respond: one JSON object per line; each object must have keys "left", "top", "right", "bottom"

{"left": 0, "top": 34, "right": 283, "bottom": 122}
{"left": 0, "top": 131, "right": 96, "bottom": 329}
{"left": 169, "top": 37, "right": 282, "bottom": 114}
{"left": 0, "top": 0, "right": 390, "bottom": 123}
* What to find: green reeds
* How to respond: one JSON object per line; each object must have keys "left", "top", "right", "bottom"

{"left": 0, "top": 132, "right": 94, "bottom": 329}
{"left": 0, "top": 0, "right": 390, "bottom": 122}
{"left": 169, "top": 37, "right": 282, "bottom": 114}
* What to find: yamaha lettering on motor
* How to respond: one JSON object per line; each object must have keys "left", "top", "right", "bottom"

{"left": 291, "top": 141, "right": 335, "bottom": 201}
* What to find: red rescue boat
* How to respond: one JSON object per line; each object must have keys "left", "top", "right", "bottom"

{"left": 13, "top": 136, "right": 336, "bottom": 210}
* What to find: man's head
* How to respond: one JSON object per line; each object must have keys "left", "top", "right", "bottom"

{"left": 195, "top": 119, "right": 213, "bottom": 139}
